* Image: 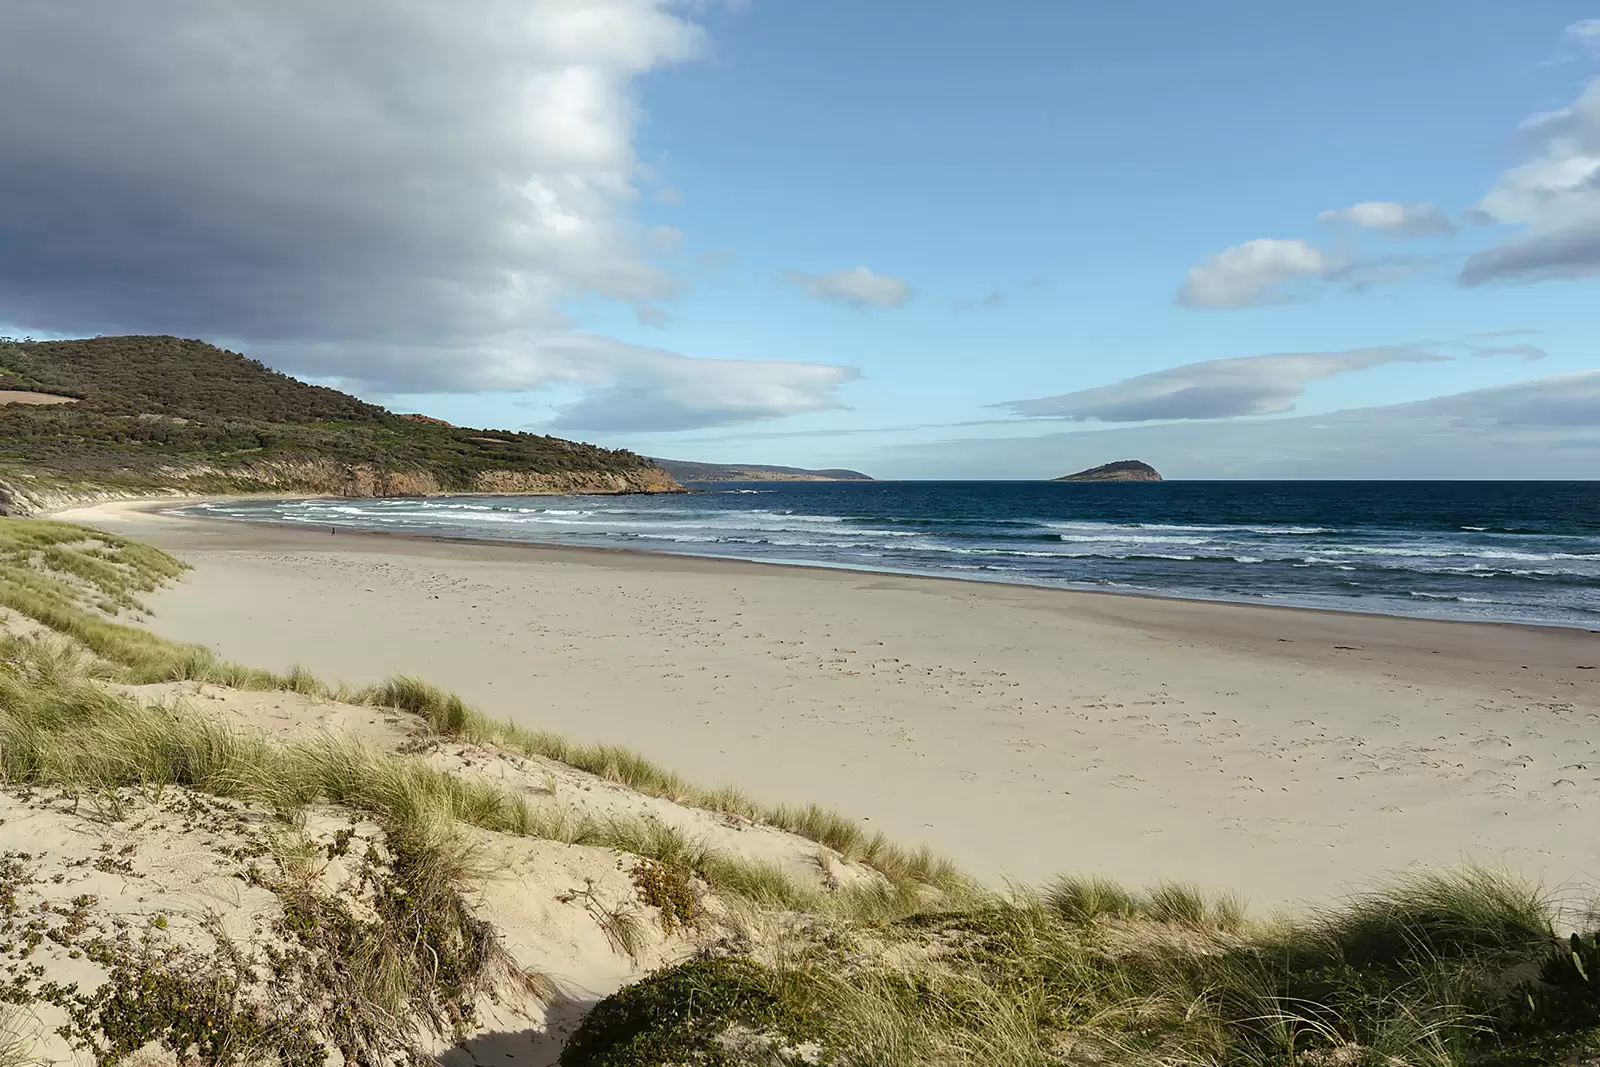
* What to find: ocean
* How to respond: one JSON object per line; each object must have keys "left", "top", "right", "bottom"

{"left": 184, "top": 480, "right": 1600, "bottom": 629}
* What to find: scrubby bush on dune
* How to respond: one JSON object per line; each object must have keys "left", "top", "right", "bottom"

{"left": 558, "top": 957, "right": 830, "bottom": 1067}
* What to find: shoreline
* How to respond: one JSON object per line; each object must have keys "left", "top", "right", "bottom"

{"left": 47, "top": 497, "right": 1600, "bottom": 905}
{"left": 60, "top": 496, "right": 1600, "bottom": 643}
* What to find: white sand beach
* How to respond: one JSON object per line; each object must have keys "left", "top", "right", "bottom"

{"left": 59, "top": 499, "right": 1600, "bottom": 910}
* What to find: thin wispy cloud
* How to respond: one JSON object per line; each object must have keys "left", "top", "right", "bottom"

{"left": 785, "top": 266, "right": 913, "bottom": 309}
{"left": 876, "top": 373, "right": 1600, "bottom": 480}
{"left": 947, "top": 276, "right": 1051, "bottom": 315}
{"left": 998, "top": 346, "right": 1448, "bottom": 422}
{"left": 548, "top": 349, "right": 862, "bottom": 432}
{"left": 951, "top": 292, "right": 1007, "bottom": 314}
{"left": 638, "top": 417, "right": 1021, "bottom": 446}
{"left": 995, "top": 335, "right": 1553, "bottom": 424}
{"left": 1466, "top": 343, "right": 1547, "bottom": 362}
{"left": 1567, "top": 18, "right": 1600, "bottom": 56}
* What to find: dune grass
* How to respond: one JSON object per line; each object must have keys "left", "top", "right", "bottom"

{"left": 1311, "top": 865, "right": 1557, "bottom": 968}
{"left": 596, "top": 873, "right": 1594, "bottom": 1067}
{"left": 0, "top": 632, "right": 925, "bottom": 925}
{"left": 1045, "top": 873, "right": 1248, "bottom": 931}
{"left": 0, "top": 519, "right": 321, "bottom": 690}
{"left": 0, "top": 630, "right": 523, "bottom": 1063}
{"left": 0, "top": 518, "right": 971, "bottom": 904}
{"left": 352, "top": 674, "right": 972, "bottom": 900}
{"left": 0, "top": 1009, "right": 32, "bottom": 1067}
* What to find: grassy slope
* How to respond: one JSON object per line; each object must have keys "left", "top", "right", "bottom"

{"left": 0, "top": 336, "right": 666, "bottom": 500}
{"left": 0, "top": 518, "right": 1597, "bottom": 1065}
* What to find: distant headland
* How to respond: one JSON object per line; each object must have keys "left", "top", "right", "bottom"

{"left": 651, "top": 457, "right": 874, "bottom": 483}
{"left": 1052, "top": 460, "right": 1162, "bottom": 482}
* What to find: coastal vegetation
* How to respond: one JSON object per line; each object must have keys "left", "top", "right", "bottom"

{"left": 0, "top": 516, "right": 1596, "bottom": 1064}
{"left": 0, "top": 336, "right": 678, "bottom": 512}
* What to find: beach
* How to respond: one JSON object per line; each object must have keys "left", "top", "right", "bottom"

{"left": 59, "top": 499, "right": 1600, "bottom": 909}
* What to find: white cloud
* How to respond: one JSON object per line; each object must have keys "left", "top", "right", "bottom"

{"left": 998, "top": 346, "right": 1447, "bottom": 422}
{"left": 254, "top": 331, "right": 859, "bottom": 433}
{"left": 1316, "top": 201, "right": 1455, "bottom": 237}
{"left": 0, "top": 1, "right": 856, "bottom": 430}
{"left": 874, "top": 373, "right": 1600, "bottom": 480}
{"left": 785, "top": 266, "right": 913, "bottom": 309}
{"left": 548, "top": 349, "right": 861, "bottom": 431}
{"left": 1176, "top": 239, "right": 1343, "bottom": 308}
{"left": 1568, "top": 18, "right": 1600, "bottom": 54}
{"left": 646, "top": 225, "right": 686, "bottom": 255}
{"left": 1461, "top": 79, "right": 1600, "bottom": 284}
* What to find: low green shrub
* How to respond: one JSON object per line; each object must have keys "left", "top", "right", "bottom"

{"left": 558, "top": 957, "right": 831, "bottom": 1067}
{"left": 62, "top": 937, "right": 325, "bottom": 1067}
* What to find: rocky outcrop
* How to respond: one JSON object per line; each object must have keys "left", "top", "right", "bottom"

{"left": 0, "top": 459, "right": 685, "bottom": 515}
{"left": 469, "top": 467, "right": 682, "bottom": 494}
{"left": 1052, "top": 460, "right": 1162, "bottom": 483}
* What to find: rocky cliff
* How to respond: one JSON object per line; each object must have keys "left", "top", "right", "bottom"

{"left": 0, "top": 460, "right": 683, "bottom": 516}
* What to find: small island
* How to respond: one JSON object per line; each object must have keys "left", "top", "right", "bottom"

{"left": 1052, "top": 459, "right": 1162, "bottom": 482}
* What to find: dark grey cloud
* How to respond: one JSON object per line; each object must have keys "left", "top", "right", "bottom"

{"left": 0, "top": 3, "right": 689, "bottom": 340}
{"left": 0, "top": 1, "right": 856, "bottom": 430}
{"left": 998, "top": 346, "right": 1448, "bottom": 423}
{"left": 1461, "top": 215, "right": 1600, "bottom": 285}
{"left": 870, "top": 372, "right": 1600, "bottom": 480}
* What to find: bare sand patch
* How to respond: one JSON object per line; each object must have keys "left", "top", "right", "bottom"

{"left": 0, "top": 390, "right": 76, "bottom": 406}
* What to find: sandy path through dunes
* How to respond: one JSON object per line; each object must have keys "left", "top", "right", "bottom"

{"left": 58, "top": 501, "right": 1600, "bottom": 908}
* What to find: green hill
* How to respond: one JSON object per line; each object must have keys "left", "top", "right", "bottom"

{"left": 0, "top": 335, "right": 681, "bottom": 511}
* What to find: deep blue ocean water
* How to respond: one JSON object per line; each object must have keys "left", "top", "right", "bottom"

{"left": 186, "top": 481, "right": 1600, "bottom": 628}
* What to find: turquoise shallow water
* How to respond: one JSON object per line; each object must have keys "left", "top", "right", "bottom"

{"left": 186, "top": 480, "right": 1600, "bottom": 629}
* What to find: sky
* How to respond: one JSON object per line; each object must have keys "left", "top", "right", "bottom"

{"left": 0, "top": 2, "right": 1597, "bottom": 478}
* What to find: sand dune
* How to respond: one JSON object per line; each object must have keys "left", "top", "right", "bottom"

{"left": 60, "top": 499, "right": 1600, "bottom": 909}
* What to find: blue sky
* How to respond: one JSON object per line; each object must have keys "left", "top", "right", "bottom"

{"left": 1, "top": 3, "right": 1597, "bottom": 477}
